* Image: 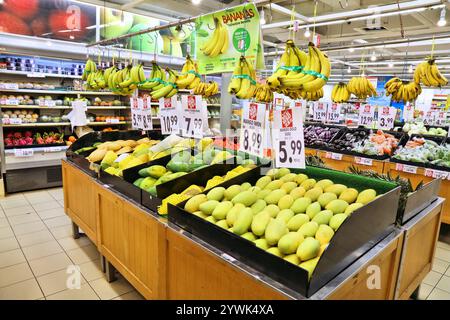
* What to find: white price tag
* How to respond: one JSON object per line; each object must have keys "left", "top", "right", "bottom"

{"left": 325, "top": 152, "right": 343, "bottom": 161}
{"left": 44, "top": 100, "right": 56, "bottom": 107}
{"left": 27, "top": 73, "right": 46, "bottom": 78}
{"left": 313, "top": 102, "right": 328, "bottom": 122}
{"left": 327, "top": 103, "right": 341, "bottom": 123}
{"left": 131, "top": 98, "right": 140, "bottom": 129}
{"left": 424, "top": 168, "right": 449, "bottom": 180}
{"left": 159, "top": 96, "right": 180, "bottom": 135}
{"left": 239, "top": 102, "right": 266, "bottom": 158}
{"left": 8, "top": 118, "right": 22, "bottom": 124}
{"left": 43, "top": 147, "right": 63, "bottom": 153}
{"left": 435, "top": 111, "right": 446, "bottom": 126}
{"left": 273, "top": 108, "right": 305, "bottom": 169}
{"left": 0, "top": 98, "right": 6, "bottom": 105}
{"left": 395, "top": 163, "right": 417, "bottom": 174}
{"left": 6, "top": 99, "right": 19, "bottom": 105}
{"left": 139, "top": 97, "right": 153, "bottom": 131}
{"left": 377, "top": 106, "right": 397, "bottom": 130}
{"left": 274, "top": 98, "right": 284, "bottom": 110}
{"left": 403, "top": 104, "right": 415, "bottom": 122}
{"left": 181, "top": 95, "right": 207, "bottom": 138}
{"left": 358, "top": 104, "right": 376, "bottom": 127}
{"left": 14, "top": 149, "right": 34, "bottom": 157}
{"left": 4, "top": 83, "right": 19, "bottom": 90}
{"left": 423, "top": 111, "right": 436, "bottom": 126}
{"left": 355, "top": 156, "right": 373, "bottom": 166}
{"left": 106, "top": 118, "right": 120, "bottom": 123}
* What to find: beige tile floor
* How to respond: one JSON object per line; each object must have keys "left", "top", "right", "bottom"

{"left": 0, "top": 188, "right": 449, "bottom": 300}
{"left": 0, "top": 188, "right": 144, "bottom": 300}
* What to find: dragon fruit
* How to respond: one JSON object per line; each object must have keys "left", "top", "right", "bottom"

{"left": 25, "top": 137, "right": 33, "bottom": 145}
{"left": 5, "top": 138, "right": 13, "bottom": 146}
{"left": 14, "top": 132, "right": 22, "bottom": 139}
{"left": 24, "top": 131, "right": 33, "bottom": 138}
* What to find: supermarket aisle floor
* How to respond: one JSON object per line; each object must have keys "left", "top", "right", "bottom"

{"left": 1, "top": 188, "right": 449, "bottom": 300}
{"left": 0, "top": 188, "right": 144, "bottom": 300}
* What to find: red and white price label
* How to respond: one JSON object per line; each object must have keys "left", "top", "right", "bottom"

{"left": 424, "top": 168, "right": 449, "bottom": 180}
{"left": 325, "top": 152, "right": 343, "bottom": 161}
{"left": 354, "top": 156, "right": 373, "bottom": 166}
{"left": 44, "top": 100, "right": 56, "bottom": 107}
{"left": 435, "top": 111, "right": 446, "bottom": 126}
{"left": 14, "top": 149, "right": 34, "bottom": 157}
{"left": 181, "top": 95, "right": 208, "bottom": 138}
{"left": 130, "top": 98, "right": 140, "bottom": 129}
{"left": 358, "top": 104, "right": 376, "bottom": 127}
{"left": 130, "top": 98, "right": 152, "bottom": 130}
{"left": 239, "top": 102, "right": 266, "bottom": 158}
{"left": 423, "top": 110, "right": 436, "bottom": 126}
{"left": 395, "top": 163, "right": 418, "bottom": 174}
{"left": 159, "top": 96, "right": 180, "bottom": 135}
{"left": 273, "top": 107, "right": 305, "bottom": 169}
{"left": 274, "top": 97, "right": 284, "bottom": 110}
{"left": 292, "top": 100, "right": 307, "bottom": 109}
{"left": 377, "top": 106, "right": 397, "bottom": 130}
{"left": 327, "top": 103, "right": 341, "bottom": 123}
{"left": 313, "top": 102, "right": 328, "bottom": 122}
{"left": 403, "top": 104, "right": 415, "bottom": 122}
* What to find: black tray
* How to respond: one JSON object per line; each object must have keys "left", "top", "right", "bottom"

{"left": 323, "top": 127, "right": 408, "bottom": 161}
{"left": 168, "top": 165, "right": 400, "bottom": 297}
{"left": 303, "top": 123, "right": 347, "bottom": 150}
{"left": 399, "top": 179, "right": 441, "bottom": 225}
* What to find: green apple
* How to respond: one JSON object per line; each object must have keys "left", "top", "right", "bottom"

{"left": 129, "top": 24, "right": 163, "bottom": 53}
{"left": 100, "top": 8, "right": 134, "bottom": 38}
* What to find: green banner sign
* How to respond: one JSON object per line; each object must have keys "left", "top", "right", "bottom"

{"left": 195, "top": 3, "right": 264, "bottom": 74}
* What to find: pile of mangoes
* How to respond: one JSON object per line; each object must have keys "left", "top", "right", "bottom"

{"left": 182, "top": 168, "right": 378, "bottom": 278}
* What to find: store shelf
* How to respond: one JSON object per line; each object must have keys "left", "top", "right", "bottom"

{"left": 2, "top": 121, "right": 129, "bottom": 127}
{"left": 207, "top": 104, "right": 221, "bottom": 107}
{"left": 4, "top": 145, "right": 69, "bottom": 154}
{"left": 0, "top": 69, "right": 81, "bottom": 79}
{"left": 0, "top": 88, "right": 116, "bottom": 95}
{"left": 0, "top": 105, "right": 130, "bottom": 110}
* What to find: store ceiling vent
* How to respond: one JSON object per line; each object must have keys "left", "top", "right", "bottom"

{"left": 353, "top": 26, "right": 388, "bottom": 33}
{"left": 217, "top": 0, "right": 235, "bottom": 3}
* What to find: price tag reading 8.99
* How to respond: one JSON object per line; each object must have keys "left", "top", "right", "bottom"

{"left": 272, "top": 107, "right": 306, "bottom": 169}
{"left": 159, "top": 96, "right": 179, "bottom": 135}
{"left": 239, "top": 102, "right": 266, "bottom": 158}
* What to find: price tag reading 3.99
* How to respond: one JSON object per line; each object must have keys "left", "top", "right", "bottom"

{"left": 239, "top": 102, "right": 266, "bottom": 158}
{"left": 377, "top": 106, "right": 396, "bottom": 130}
{"left": 273, "top": 107, "right": 306, "bottom": 169}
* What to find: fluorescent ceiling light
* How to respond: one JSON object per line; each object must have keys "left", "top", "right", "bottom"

{"left": 260, "top": 8, "right": 266, "bottom": 25}
{"left": 388, "top": 62, "right": 394, "bottom": 68}
{"left": 438, "top": 8, "right": 447, "bottom": 26}
{"left": 347, "top": 67, "right": 351, "bottom": 73}
{"left": 304, "top": 27, "right": 311, "bottom": 38}
{"left": 370, "top": 52, "right": 377, "bottom": 61}
{"left": 192, "top": 0, "right": 201, "bottom": 5}
{"left": 354, "top": 39, "right": 368, "bottom": 44}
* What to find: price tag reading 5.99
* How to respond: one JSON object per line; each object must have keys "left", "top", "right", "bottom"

{"left": 239, "top": 102, "right": 266, "bottom": 158}
{"left": 273, "top": 107, "right": 306, "bottom": 169}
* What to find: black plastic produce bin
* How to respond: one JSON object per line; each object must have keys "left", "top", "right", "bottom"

{"left": 303, "top": 123, "right": 347, "bottom": 150}
{"left": 168, "top": 166, "right": 401, "bottom": 297}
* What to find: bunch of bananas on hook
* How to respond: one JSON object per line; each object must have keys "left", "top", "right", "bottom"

{"left": 414, "top": 59, "right": 448, "bottom": 87}
{"left": 384, "top": 77, "right": 422, "bottom": 103}
{"left": 193, "top": 81, "right": 220, "bottom": 97}
{"left": 105, "top": 64, "right": 145, "bottom": 96}
{"left": 150, "top": 68, "right": 179, "bottom": 100}
{"left": 176, "top": 55, "right": 201, "bottom": 90}
{"left": 331, "top": 83, "right": 351, "bottom": 103}
{"left": 201, "top": 17, "right": 229, "bottom": 58}
{"left": 86, "top": 69, "right": 106, "bottom": 90}
{"left": 228, "top": 56, "right": 257, "bottom": 100}
{"left": 347, "top": 77, "right": 377, "bottom": 99}
{"left": 82, "top": 58, "right": 97, "bottom": 81}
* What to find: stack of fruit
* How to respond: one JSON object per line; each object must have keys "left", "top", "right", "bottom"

{"left": 138, "top": 62, "right": 178, "bottom": 99}
{"left": 2, "top": 110, "right": 39, "bottom": 123}
{"left": 193, "top": 81, "right": 220, "bottom": 97}
{"left": 253, "top": 83, "right": 274, "bottom": 103}
{"left": 228, "top": 56, "right": 257, "bottom": 100}
{"left": 393, "top": 137, "right": 450, "bottom": 168}
{"left": 414, "top": 59, "right": 448, "bottom": 87}
{"left": 331, "top": 83, "right": 351, "bottom": 103}
{"left": 352, "top": 130, "right": 401, "bottom": 156}
{"left": 181, "top": 168, "right": 378, "bottom": 278}
{"left": 402, "top": 122, "right": 448, "bottom": 136}
{"left": 303, "top": 125, "right": 341, "bottom": 148}
{"left": 347, "top": 77, "right": 377, "bottom": 99}
{"left": 384, "top": 78, "right": 422, "bottom": 103}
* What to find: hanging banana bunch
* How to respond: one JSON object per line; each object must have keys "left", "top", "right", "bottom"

{"left": 414, "top": 59, "right": 448, "bottom": 87}
{"left": 300, "top": 88, "right": 323, "bottom": 101}
{"left": 331, "top": 82, "right": 351, "bottom": 103}
{"left": 254, "top": 82, "right": 274, "bottom": 103}
{"left": 347, "top": 77, "right": 377, "bottom": 100}
{"left": 86, "top": 69, "right": 106, "bottom": 90}
{"left": 278, "top": 42, "right": 331, "bottom": 94}
{"left": 228, "top": 56, "right": 257, "bottom": 100}
{"left": 384, "top": 77, "right": 422, "bottom": 103}
{"left": 106, "top": 64, "right": 144, "bottom": 96}
{"left": 196, "top": 81, "right": 220, "bottom": 97}
{"left": 176, "top": 55, "right": 201, "bottom": 90}
{"left": 267, "top": 40, "right": 307, "bottom": 92}
{"left": 139, "top": 62, "right": 165, "bottom": 91}
{"left": 150, "top": 68, "right": 179, "bottom": 100}
{"left": 82, "top": 58, "right": 97, "bottom": 81}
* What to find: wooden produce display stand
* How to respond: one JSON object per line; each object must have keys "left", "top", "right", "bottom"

{"left": 305, "top": 148, "right": 317, "bottom": 157}
{"left": 62, "top": 159, "right": 445, "bottom": 300}
{"left": 384, "top": 162, "right": 450, "bottom": 224}
{"left": 316, "top": 150, "right": 385, "bottom": 174}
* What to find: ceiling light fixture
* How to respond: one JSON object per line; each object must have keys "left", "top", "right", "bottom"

{"left": 408, "top": 65, "right": 413, "bottom": 73}
{"left": 192, "top": 0, "right": 202, "bottom": 5}
{"left": 304, "top": 27, "right": 311, "bottom": 38}
{"left": 370, "top": 52, "right": 377, "bottom": 61}
{"left": 260, "top": 8, "right": 266, "bottom": 25}
{"left": 347, "top": 66, "right": 351, "bottom": 73}
{"left": 438, "top": 8, "right": 447, "bottom": 26}
{"left": 388, "top": 62, "right": 394, "bottom": 68}
{"left": 348, "top": 47, "right": 355, "bottom": 53}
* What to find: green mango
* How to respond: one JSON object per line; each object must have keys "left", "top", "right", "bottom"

{"left": 212, "top": 201, "right": 233, "bottom": 220}
{"left": 232, "top": 208, "right": 254, "bottom": 235}
{"left": 356, "top": 189, "right": 377, "bottom": 204}
{"left": 140, "top": 176, "right": 157, "bottom": 190}
{"left": 251, "top": 211, "right": 271, "bottom": 236}
{"left": 329, "top": 214, "right": 347, "bottom": 231}
{"left": 286, "top": 214, "right": 310, "bottom": 232}
{"left": 199, "top": 200, "right": 219, "bottom": 216}
{"left": 318, "top": 192, "right": 337, "bottom": 208}
{"left": 280, "top": 173, "right": 297, "bottom": 183}
{"left": 251, "top": 199, "right": 267, "bottom": 214}
{"left": 290, "top": 187, "right": 306, "bottom": 200}
{"left": 284, "top": 254, "right": 300, "bottom": 265}
{"left": 265, "top": 219, "right": 288, "bottom": 245}
{"left": 185, "top": 194, "right": 208, "bottom": 213}
{"left": 295, "top": 174, "right": 309, "bottom": 185}
{"left": 257, "top": 189, "right": 271, "bottom": 200}
{"left": 241, "top": 232, "right": 256, "bottom": 241}
{"left": 315, "top": 224, "right": 334, "bottom": 245}
{"left": 275, "top": 168, "right": 290, "bottom": 179}
{"left": 278, "top": 195, "right": 294, "bottom": 210}
{"left": 278, "top": 232, "right": 304, "bottom": 255}
{"left": 299, "top": 257, "right": 320, "bottom": 279}
{"left": 276, "top": 209, "right": 295, "bottom": 224}
{"left": 345, "top": 203, "right": 364, "bottom": 216}
{"left": 224, "top": 185, "right": 241, "bottom": 201}
{"left": 133, "top": 178, "right": 144, "bottom": 187}
{"left": 298, "top": 221, "right": 319, "bottom": 237}
{"left": 254, "top": 238, "right": 269, "bottom": 250}
{"left": 304, "top": 187, "right": 323, "bottom": 202}
{"left": 216, "top": 220, "right": 229, "bottom": 229}
{"left": 315, "top": 179, "right": 334, "bottom": 190}
{"left": 326, "top": 199, "right": 349, "bottom": 214}
{"left": 296, "top": 237, "right": 320, "bottom": 261}
{"left": 207, "top": 187, "right": 226, "bottom": 201}
{"left": 265, "top": 204, "right": 280, "bottom": 218}
{"left": 240, "top": 182, "right": 252, "bottom": 191}
{"left": 264, "top": 189, "right": 287, "bottom": 205}
{"left": 226, "top": 203, "right": 245, "bottom": 227}
{"left": 306, "top": 202, "right": 321, "bottom": 219}
{"left": 312, "top": 210, "right": 333, "bottom": 225}
{"left": 231, "top": 191, "right": 257, "bottom": 207}
{"left": 291, "top": 197, "right": 312, "bottom": 214}
{"left": 266, "top": 247, "right": 284, "bottom": 258}
{"left": 255, "top": 176, "right": 272, "bottom": 189}
{"left": 264, "top": 179, "right": 284, "bottom": 190}
{"left": 281, "top": 182, "right": 297, "bottom": 194}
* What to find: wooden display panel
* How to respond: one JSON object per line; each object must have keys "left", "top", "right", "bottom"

{"left": 385, "top": 162, "right": 450, "bottom": 224}
{"left": 316, "top": 150, "right": 385, "bottom": 174}
{"left": 96, "top": 186, "right": 167, "bottom": 299}
{"left": 166, "top": 228, "right": 288, "bottom": 300}
{"left": 305, "top": 148, "right": 317, "bottom": 157}
{"left": 395, "top": 201, "right": 443, "bottom": 300}
{"left": 62, "top": 160, "right": 99, "bottom": 245}
{"left": 327, "top": 232, "right": 404, "bottom": 300}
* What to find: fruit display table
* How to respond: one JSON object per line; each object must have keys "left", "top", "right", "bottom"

{"left": 316, "top": 150, "right": 386, "bottom": 174}
{"left": 62, "top": 159, "right": 445, "bottom": 300}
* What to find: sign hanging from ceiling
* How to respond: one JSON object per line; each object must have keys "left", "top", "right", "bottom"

{"left": 195, "top": 3, "right": 265, "bottom": 74}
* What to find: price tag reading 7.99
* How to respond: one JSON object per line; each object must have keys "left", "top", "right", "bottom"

{"left": 181, "top": 95, "right": 208, "bottom": 138}
{"left": 239, "top": 102, "right": 266, "bottom": 158}
{"left": 273, "top": 107, "right": 306, "bottom": 169}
